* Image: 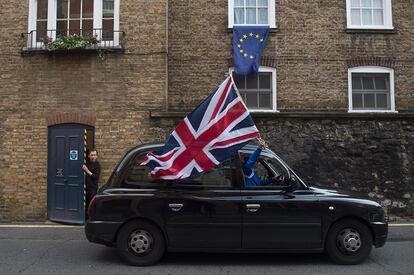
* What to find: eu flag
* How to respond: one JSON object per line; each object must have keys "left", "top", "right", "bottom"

{"left": 233, "top": 26, "right": 269, "bottom": 75}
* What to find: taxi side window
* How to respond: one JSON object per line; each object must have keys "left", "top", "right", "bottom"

{"left": 122, "top": 152, "right": 158, "bottom": 188}
{"left": 175, "top": 158, "right": 235, "bottom": 188}
{"left": 240, "top": 151, "right": 289, "bottom": 188}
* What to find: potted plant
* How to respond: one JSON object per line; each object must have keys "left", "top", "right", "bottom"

{"left": 42, "top": 34, "right": 99, "bottom": 51}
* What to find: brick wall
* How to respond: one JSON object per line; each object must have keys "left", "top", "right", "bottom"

{"left": 0, "top": 0, "right": 413, "bottom": 221}
{"left": 0, "top": 0, "right": 168, "bottom": 221}
{"left": 167, "top": 0, "right": 414, "bottom": 111}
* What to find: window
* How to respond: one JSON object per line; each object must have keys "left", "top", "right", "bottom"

{"left": 228, "top": 0, "right": 276, "bottom": 28}
{"left": 28, "top": 0, "right": 120, "bottom": 48}
{"left": 230, "top": 67, "right": 277, "bottom": 112}
{"left": 176, "top": 159, "right": 235, "bottom": 188}
{"left": 346, "top": 0, "right": 393, "bottom": 29}
{"left": 56, "top": 0, "right": 94, "bottom": 37}
{"left": 121, "top": 152, "right": 158, "bottom": 188}
{"left": 239, "top": 150, "right": 289, "bottom": 188}
{"left": 348, "top": 67, "right": 396, "bottom": 112}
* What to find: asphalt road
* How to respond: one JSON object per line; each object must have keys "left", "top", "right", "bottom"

{"left": 0, "top": 225, "right": 413, "bottom": 275}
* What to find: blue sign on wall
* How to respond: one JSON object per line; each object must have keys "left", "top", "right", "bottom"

{"left": 70, "top": 150, "right": 78, "bottom": 161}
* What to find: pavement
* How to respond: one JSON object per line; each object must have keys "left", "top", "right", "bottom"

{"left": 0, "top": 224, "right": 413, "bottom": 275}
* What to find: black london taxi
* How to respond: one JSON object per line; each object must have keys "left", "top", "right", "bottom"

{"left": 85, "top": 143, "right": 388, "bottom": 266}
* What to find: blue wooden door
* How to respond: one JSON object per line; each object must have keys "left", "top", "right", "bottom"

{"left": 47, "top": 124, "right": 89, "bottom": 224}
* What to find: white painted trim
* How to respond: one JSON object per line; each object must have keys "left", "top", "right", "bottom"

{"left": 228, "top": 0, "right": 276, "bottom": 28}
{"left": 113, "top": 0, "right": 120, "bottom": 46}
{"left": 229, "top": 66, "right": 278, "bottom": 112}
{"left": 28, "top": 0, "right": 37, "bottom": 47}
{"left": 348, "top": 66, "right": 396, "bottom": 113}
{"left": 346, "top": 0, "right": 394, "bottom": 30}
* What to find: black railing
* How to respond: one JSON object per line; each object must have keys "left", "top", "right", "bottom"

{"left": 21, "top": 28, "right": 124, "bottom": 51}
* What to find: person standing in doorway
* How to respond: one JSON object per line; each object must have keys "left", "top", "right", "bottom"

{"left": 82, "top": 149, "right": 101, "bottom": 213}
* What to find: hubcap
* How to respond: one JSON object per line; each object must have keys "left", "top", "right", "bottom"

{"left": 128, "top": 229, "right": 153, "bottom": 255}
{"left": 337, "top": 228, "right": 362, "bottom": 253}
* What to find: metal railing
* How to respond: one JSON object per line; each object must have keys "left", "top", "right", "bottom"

{"left": 21, "top": 28, "right": 124, "bottom": 51}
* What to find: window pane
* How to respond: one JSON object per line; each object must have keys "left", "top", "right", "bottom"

{"left": 234, "top": 0, "right": 244, "bottom": 7}
{"left": 36, "top": 21, "right": 47, "bottom": 42}
{"left": 352, "top": 93, "right": 363, "bottom": 109}
{"left": 373, "top": 0, "right": 383, "bottom": 8}
{"left": 361, "top": 0, "right": 372, "bottom": 7}
{"left": 246, "top": 93, "right": 258, "bottom": 108}
{"left": 102, "top": 19, "right": 114, "bottom": 40}
{"left": 82, "top": 19, "right": 93, "bottom": 36}
{"left": 351, "top": 9, "right": 361, "bottom": 25}
{"left": 259, "top": 93, "right": 271, "bottom": 109}
{"left": 246, "top": 8, "right": 256, "bottom": 24}
{"left": 364, "top": 94, "right": 375, "bottom": 108}
{"left": 246, "top": 74, "right": 258, "bottom": 89}
{"left": 259, "top": 73, "right": 271, "bottom": 89}
{"left": 373, "top": 9, "right": 383, "bottom": 25}
{"left": 376, "top": 94, "right": 388, "bottom": 109}
{"left": 258, "top": 8, "right": 268, "bottom": 24}
{"left": 362, "top": 9, "right": 372, "bottom": 25}
{"left": 83, "top": 0, "right": 94, "bottom": 18}
{"left": 234, "top": 8, "right": 244, "bottom": 24}
{"left": 57, "top": 0, "right": 69, "bottom": 19}
{"left": 258, "top": 0, "right": 268, "bottom": 6}
{"left": 56, "top": 20, "right": 68, "bottom": 35}
{"left": 70, "top": 0, "right": 81, "bottom": 18}
{"left": 374, "top": 76, "right": 387, "bottom": 89}
{"left": 246, "top": 0, "right": 256, "bottom": 6}
{"left": 69, "top": 20, "right": 81, "bottom": 35}
{"left": 362, "top": 76, "right": 374, "bottom": 89}
{"left": 233, "top": 73, "right": 245, "bottom": 89}
{"left": 351, "top": 0, "right": 360, "bottom": 7}
{"left": 37, "top": 0, "right": 48, "bottom": 20}
{"left": 352, "top": 75, "right": 362, "bottom": 89}
{"left": 103, "top": 0, "right": 114, "bottom": 18}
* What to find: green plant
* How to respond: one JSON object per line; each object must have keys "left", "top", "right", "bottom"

{"left": 43, "top": 34, "right": 99, "bottom": 51}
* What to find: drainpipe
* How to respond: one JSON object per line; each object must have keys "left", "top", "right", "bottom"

{"left": 165, "top": 0, "right": 169, "bottom": 111}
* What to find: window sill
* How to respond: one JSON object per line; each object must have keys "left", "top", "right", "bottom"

{"left": 150, "top": 110, "right": 414, "bottom": 119}
{"left": 345, "top": 28, "right": 397, "bottom": 34}
{"left": 21, "top": 45, "right": 124, "bottom": 56}
{"left": 227, "top": 27, "right": 279, "bottom": 33}
{"left": 348, "top": 110, "right": 398, "bottom": 113}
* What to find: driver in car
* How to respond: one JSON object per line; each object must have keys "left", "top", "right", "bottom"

{"left": 243, "top": 138, "right": 282, "bottom": 186}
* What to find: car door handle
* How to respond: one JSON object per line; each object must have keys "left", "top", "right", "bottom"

{"left": 246, "top": 204, "right": 261, "bottom": 213}
{"left": 169, "top": 203, "right": 183, "bottom": 212}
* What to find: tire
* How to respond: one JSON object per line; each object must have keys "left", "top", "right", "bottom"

{"left": 325, "top": 218, "right": 373, "bottom": 265}
{"left": 116, "top": 220, "right": 165, "bottom": 266}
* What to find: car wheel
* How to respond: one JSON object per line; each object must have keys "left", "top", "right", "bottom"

{"left": 325, "top": 219, "right": 373, "bottom": 265}
{"left": 116, "top": 220, "right": 165, "bottom": 266}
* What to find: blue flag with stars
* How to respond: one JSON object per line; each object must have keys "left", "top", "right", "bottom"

{"left": 233, "top": 26, "right": 269, "bottom": 75}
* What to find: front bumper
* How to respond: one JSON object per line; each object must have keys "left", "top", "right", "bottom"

{"left": 371, "top": 221, "right": 388, "bottom": 248}
{"left": 85, "top": 220, "right": 123, "bottom": 247}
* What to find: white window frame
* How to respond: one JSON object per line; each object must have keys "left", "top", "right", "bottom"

{"left": 228, "top": 0, "right": 276, "bottom": 28}
{"left": 27, "top": 0, "right": 120, "bottom": 48}
{"left": 348, "top": 66, "right": 396, "bottom": 113}
{"left": 229, "top": 66, "right": 278, "bottom": 113}
{"left": 346, "top": 0, "right": 393, "bottom": 30}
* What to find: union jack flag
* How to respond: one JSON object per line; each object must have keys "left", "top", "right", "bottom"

{"left": 142, "top": 76, "right": 260, "bottom": 179}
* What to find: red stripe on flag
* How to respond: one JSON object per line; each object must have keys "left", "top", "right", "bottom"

{"left": 209, "top": 78, "right": 232, "bottom": 123}
{"left": 212, "top": 131, "right": 259, "bottom": 148}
